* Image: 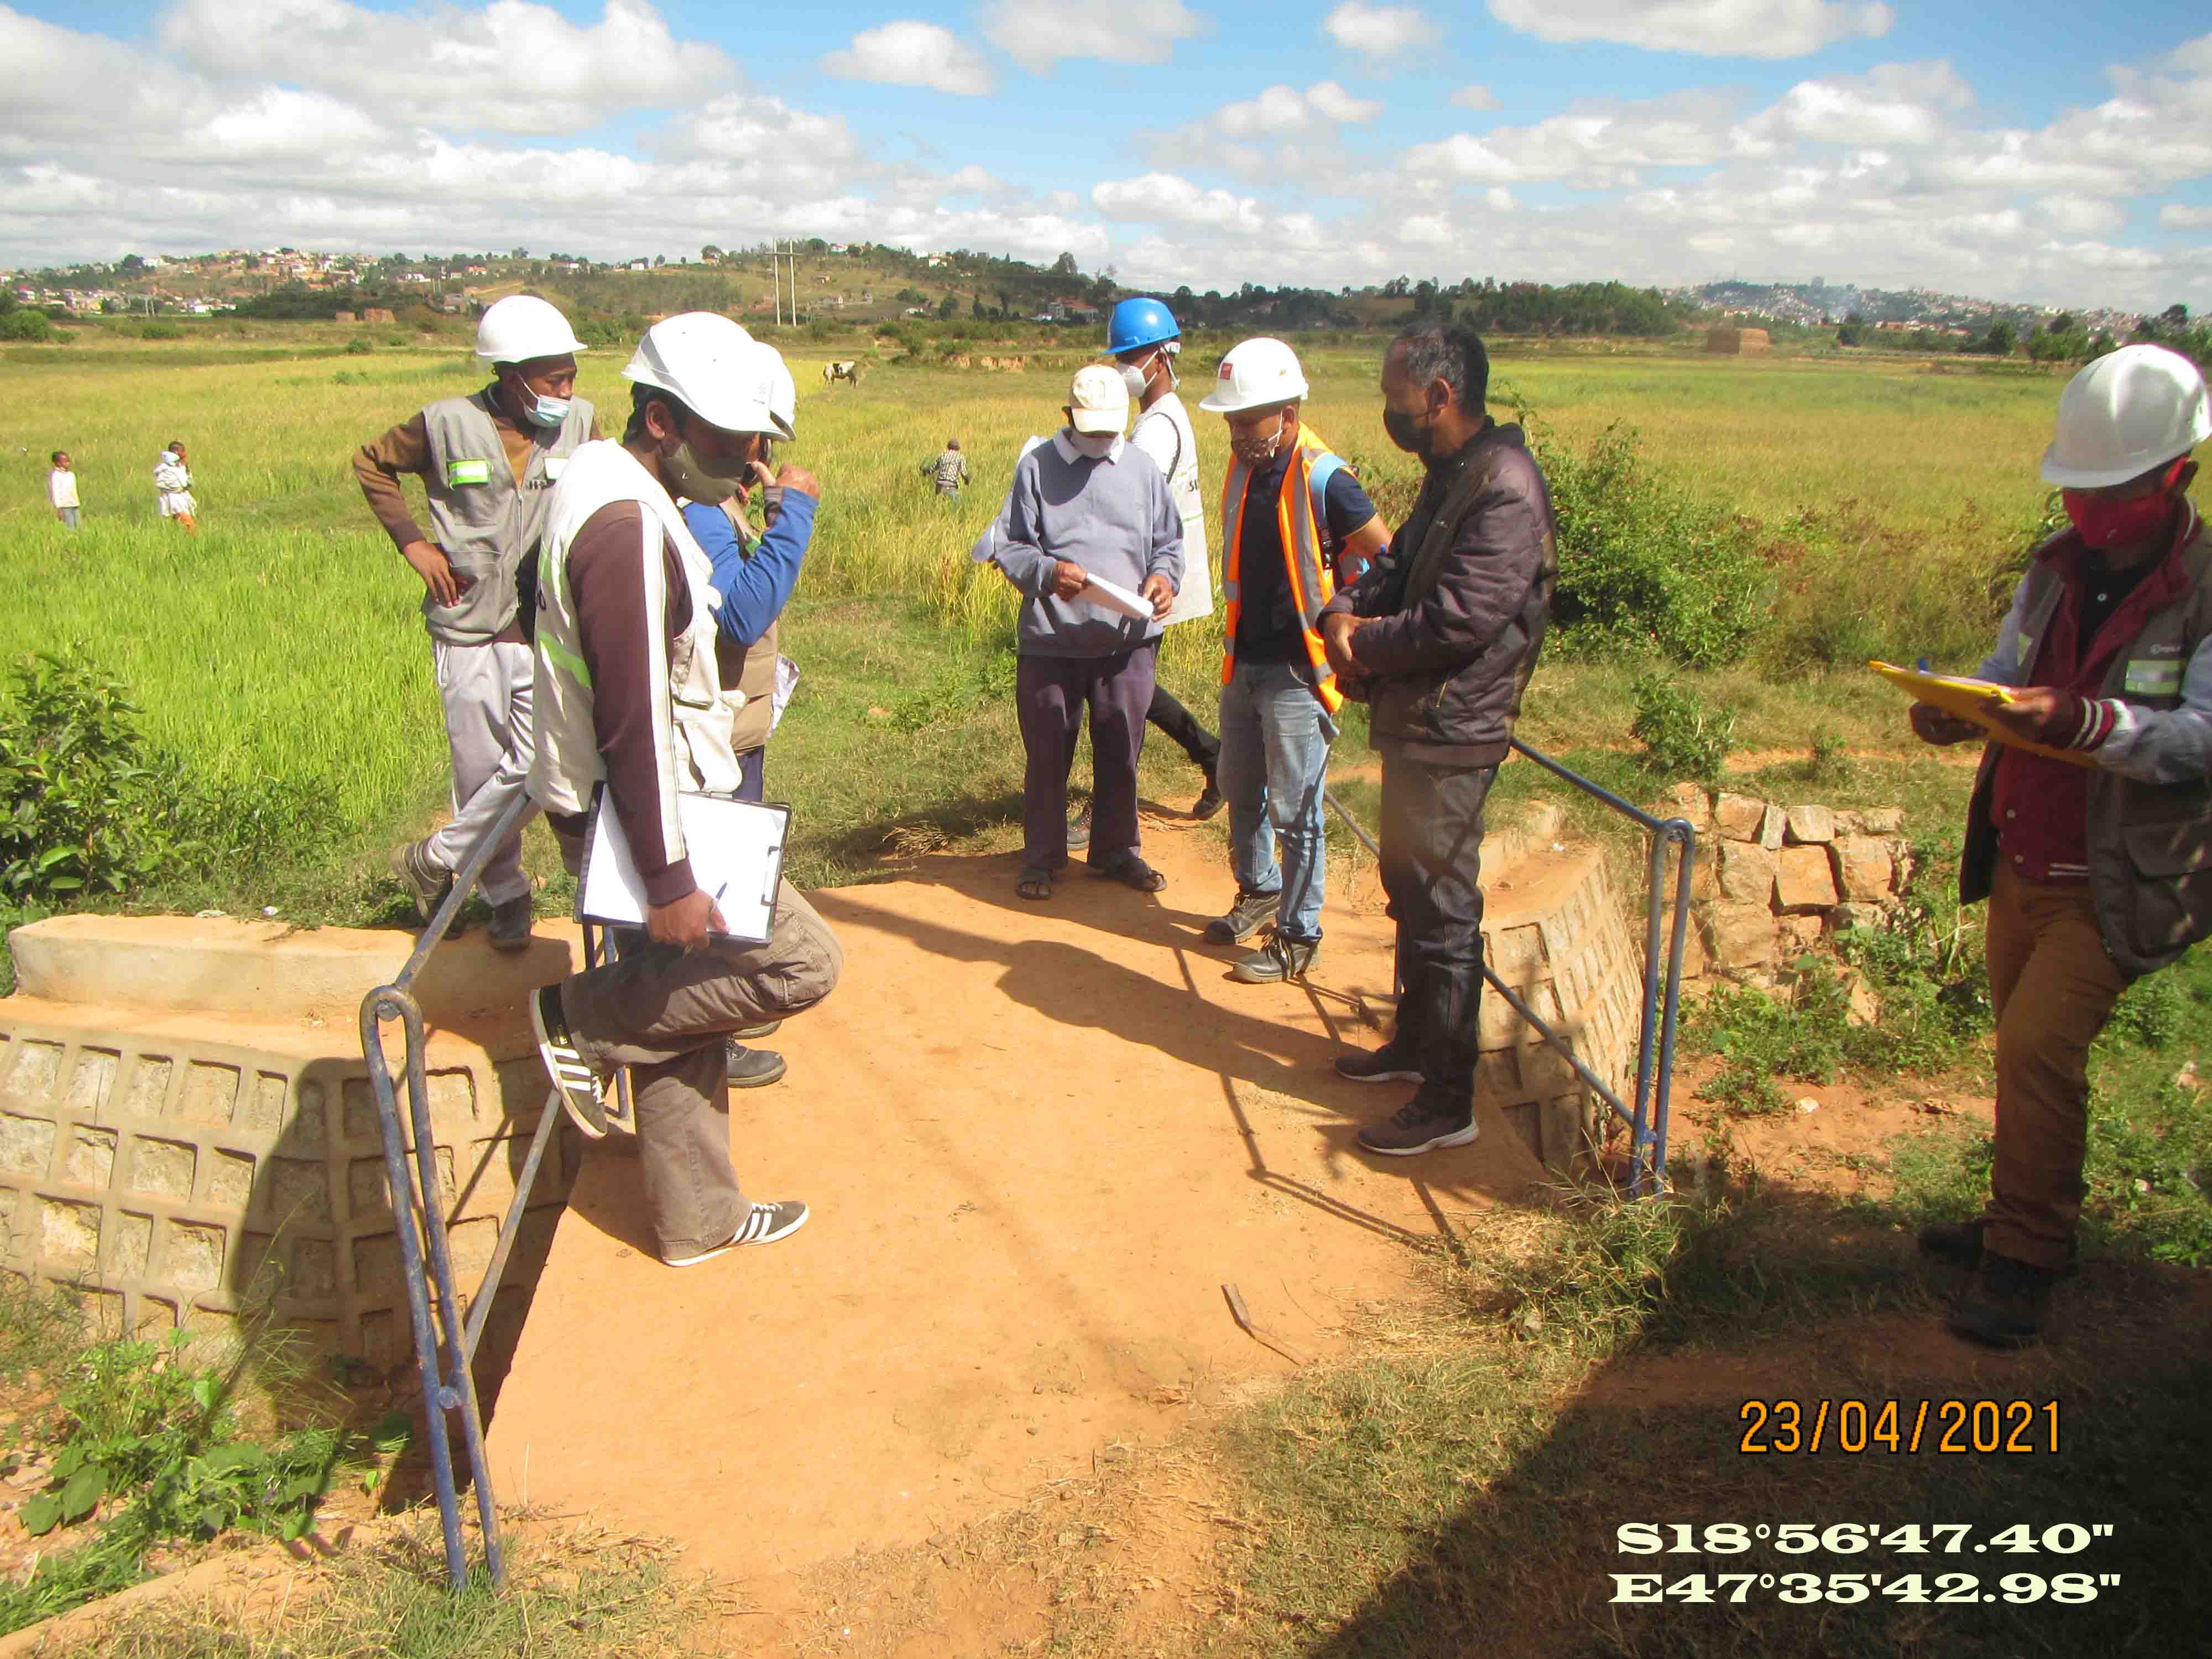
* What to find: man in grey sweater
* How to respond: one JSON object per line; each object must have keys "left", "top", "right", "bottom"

{"left": 988, "top": 366, "right": 1183, "bottom": 899}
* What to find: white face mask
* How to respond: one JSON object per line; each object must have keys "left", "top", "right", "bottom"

{"left": 1070, "top": 431, "right": 1118, "bottom": 460}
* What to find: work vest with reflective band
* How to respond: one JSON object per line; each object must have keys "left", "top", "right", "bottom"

{"left": 420, "top": 389, "right": 594, "bottom": 645}
{"left": 1962, "top": 505, "right": 2212, "bottom": 978}
{"left": 1220, "top": 423, "right": 1350, "bottom": 711}
{"left": 530, "top": 441, "right": 744, "bottom": 835}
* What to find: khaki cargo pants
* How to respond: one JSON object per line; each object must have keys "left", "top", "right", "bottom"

{"left": 558, "top": 880, "right": 842, "bottom": 1259}
{"left": 1981, "top": 864, "right": 2129, "bottom": 1272}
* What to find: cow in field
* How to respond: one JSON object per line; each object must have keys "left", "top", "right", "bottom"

{"left": 824, "top": 361, "right": 861, "bottom": 388}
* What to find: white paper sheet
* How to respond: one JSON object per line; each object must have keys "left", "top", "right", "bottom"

{"left": 1080, "top": 572, "right": 1155, "bottom": 620}
{"left": 578, "top": 791, "right": 790, "bottom": 944}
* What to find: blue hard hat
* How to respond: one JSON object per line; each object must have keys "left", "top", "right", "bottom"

{"left": 1107, "top": 296, "right": 1180, "bottom": 355}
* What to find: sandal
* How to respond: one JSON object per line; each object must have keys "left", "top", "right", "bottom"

{"left": 1091, "top": 854, "right": 1166, "bottom": 893}
{"left": 1016, "top": 866, "right": 1055, "bottom": 901}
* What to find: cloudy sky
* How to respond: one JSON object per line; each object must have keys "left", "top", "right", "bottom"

{"left": 4, "top": 1, "right": 2208, "bottom": 310}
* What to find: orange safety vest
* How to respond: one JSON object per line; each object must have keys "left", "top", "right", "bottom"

{"left": 1219, "top": 421, "right": 1349, "bottom": 712}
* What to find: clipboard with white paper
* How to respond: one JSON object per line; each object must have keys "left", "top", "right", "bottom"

{"left": 577, "top": 786, "right": 791, "bottom": 944}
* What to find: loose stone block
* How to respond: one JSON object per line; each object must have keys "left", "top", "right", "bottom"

{"left": 1656, "top": 782, "right": 1713, "bottom": 831}
{"left": 1701, "top": 902, "right": 1780, "bottom": 968}
{"left": 1716, "top": 840, "right": 1779, "bottom": 905}
{"left": 1780, "top": 915, "right": 1827, "bottom": 950}
{"left": 1784, "top": 805, "right": 1836, "bottom": 844}
{"left": 1833, "top": 836, "right": 1896, "bottom": 902}
{"left": 1757, "top": 805, "right": 1786, "bottom": 851}
{"left": 1776, "top": 846, "right": 1842, "bottom": 913}
{"left": 1859, "top": 807, "right": 1906, "bottom": 834}
{"left": 1713, "top": 792, "right": 1766, "bottom": 840}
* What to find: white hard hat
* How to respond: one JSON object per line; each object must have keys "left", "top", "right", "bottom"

{"left": 473, "top": 294, "right": 586, "bottom": 364}
{"left": 622, "top": 313, "right": 775, "bottom": 434}
{"left": 1068, "top": 363, "right": 1129, "bottom": 434}
{"left": 755, "top": 341, "right": 797, "bottom": 442}
{"left": 1198, "top": 337, "right": 1308, "bottom": 414}
{"left": 2041, "top": 343, "right": 2210, "bottom": 489}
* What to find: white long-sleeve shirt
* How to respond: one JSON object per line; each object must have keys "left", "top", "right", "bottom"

{"left": 48, "top": 469, "right": 78, "bottom": 509}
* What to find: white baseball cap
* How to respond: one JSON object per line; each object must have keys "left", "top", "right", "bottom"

{"left": 1067, "top": 363, "right": 1129, "bottom": 434}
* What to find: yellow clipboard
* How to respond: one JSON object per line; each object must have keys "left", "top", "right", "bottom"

{"left": 1868, "top": 661, "right": 2095, "bottom": 768}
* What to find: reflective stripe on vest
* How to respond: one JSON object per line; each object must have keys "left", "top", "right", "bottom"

{"left": 1219, "top": 421, "right": 1345, "bottom": 712}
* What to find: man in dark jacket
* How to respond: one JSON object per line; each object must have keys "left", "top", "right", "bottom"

{"left": 1319, "top": 321, "right": 1557, "bottom": 1156}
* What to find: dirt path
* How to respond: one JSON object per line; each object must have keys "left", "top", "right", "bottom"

{"left": 484, "top": 816, "right": 1556, "bottom": 1593}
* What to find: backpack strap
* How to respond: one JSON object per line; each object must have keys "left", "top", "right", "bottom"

{"left": 1307, "top": 452, "right": 1345, "bottom": 550}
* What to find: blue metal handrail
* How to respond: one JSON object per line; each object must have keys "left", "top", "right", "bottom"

{"left": 1324, "top": 738, "right": 1696, "bottom": 1196}
{"left": 358, "top": 786, "right": 553, "bottom": 1590}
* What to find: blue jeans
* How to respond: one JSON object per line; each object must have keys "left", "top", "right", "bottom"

{"left": 1218, "top": 659, "right": 1336, "bottom": 943}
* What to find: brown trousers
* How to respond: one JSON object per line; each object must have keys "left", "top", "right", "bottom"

{"left": 559, "top": 880, "right": 842, "bottom": 1258}
{"left": 1981, "top": 865, "right": 2128, "bottom": 1271}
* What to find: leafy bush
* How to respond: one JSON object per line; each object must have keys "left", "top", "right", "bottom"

{"left": 344, "top": 335, "right": 374, "bottom": 356}
{"left": 1529, "top": 411, "right": 1772, "bottom": 667}
{"left": 0, "top": 654, "right": 180, "bottom": 902}
{"left": 0, "top": 307, "right": 54, "bottom": 342}
{"left": 1630, "top": 671, "right": 1735, "bottom": 781}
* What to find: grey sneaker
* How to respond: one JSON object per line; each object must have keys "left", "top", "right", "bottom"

{"left": 1206, "top": 888, "right": 1279, "bottom": 944}
{"left": 1335, "top": 1045, "right": 1425, "bottom": 1084}
{"left": 664, "top": 1199, "right": 810, "bottom": 1267}
{"left": 1357, "top": 1099, "right": 1480, "bottom": 1157}
{"left": 531, "top": 984, "right": 606, "bottom": 1139}
{"left": 1066, "top": 801, "right": 1093, "bottom": 849}
{"left": 1232, "top": 933, "right": 1317, "bottom": 984}
{"left": 487, "top": 894, "right": 534, "bottom": 953}
{"left": 390, "top": 838, "right": 453, "bottom": 924}
{"left": 726, "top": 1045, "right": 789, "bottom": 1088}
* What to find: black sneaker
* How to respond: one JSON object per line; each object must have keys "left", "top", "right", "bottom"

{"left": 1947, "top": 1251, "right": 2057, "bottom": 1349}
{"left": 726, "top": 1045, "right": 789, "bottom": 1088}
{"left": 1066, "top": 802, "right": 1092, "bottom": 849}
{"left": 1232, "top": 933, "right": 1317, "bottom": 984}
{"left": 664, "top": 1199, "right": 811, "bottom": 1267}
{"left": 488, "top": 894, "right": 534, "bottom": 953}
{"left": 390, "top": 837, "right": 453, "bottom": 924}
{"left": 1357, "top": 1099, "right": 1480, "bottom": 1157}
{"left": 530, "top": 984, "right": 607, "bottom": 1139}
{"left": 1192, "top": 774, "right": 1225, "bottom": 820}
{"left": 1335, "top": 1045, "right": 1425, "bottom": 1084}
{"left": 1917, "top": 1217, "right": 2078, "bottom": 1277}
{"left": 1205, "top": 888, "right": 1279, "bottom": 944}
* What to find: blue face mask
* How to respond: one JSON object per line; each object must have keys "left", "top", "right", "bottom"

{"left": 523, "top": 391, "right": 571, "bottom": 429}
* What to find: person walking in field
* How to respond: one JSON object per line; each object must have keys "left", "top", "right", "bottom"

{"left": 986, "top": 364, "right": 1183, "bottom": 901}
{"left": 1198, "top": 336, "right": 1392, "bottom": 985}
{"left": 48, "top": 451, "right": 79, "bottom": 528}
{"left": 1320, "top": 320, "right": 1557, "bottom": 1157}
{"left": 1066, "top": 298, "right": 1227, "bottom": 848}
{"left": 922, "top": 437, "right": 968, "bottom": 498}
{"left": 1907, "top": 343, "right": 2211, "bottom": 1348}
{"left": 526, "top": 311, "right": 842, "bottom": 1267}
{"left": 679, "top": 335, "right": 816, "bottom": 1092}
{"left": 354, "top": 294, "right": 598, "bottom": 952}
{"left": 153, "top": 441, "right": 196, "bottom": 531}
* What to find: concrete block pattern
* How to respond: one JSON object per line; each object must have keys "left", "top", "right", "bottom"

{"left": 0, "top": 1011, "right": 577, "bottom": 1371}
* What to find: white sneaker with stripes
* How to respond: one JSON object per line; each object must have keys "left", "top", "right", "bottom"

{"left": 663, "top": 1200, "right": 811, "bottom": 1267}
{"left": 531, "top": 984, "right": 608, "bottom": 1139}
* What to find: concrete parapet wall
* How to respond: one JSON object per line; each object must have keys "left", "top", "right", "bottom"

{"left": 0, "top": 924, "right": 584, "bottom": 1374}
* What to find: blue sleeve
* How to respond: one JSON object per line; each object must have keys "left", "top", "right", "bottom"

{"left": 1324, "top": 468, "right": 1378, "bottom": 540}
{"left": 681, "top": 494, "right": 816, "bottom": 647}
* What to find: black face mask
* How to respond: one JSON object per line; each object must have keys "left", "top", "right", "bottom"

{"left": 1383, "top": 406, "right": 1434, "bottom": 461}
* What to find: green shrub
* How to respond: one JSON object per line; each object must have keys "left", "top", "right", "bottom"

{"left": 1629, "top": 671, "right": 1735, "bottom": 781}
{"left": 344, "top": 335, "right": 374, "bottom": 356}
{"left": 0, "top": 653, "right": 180, "bottom": 902}
{"left": 1531, "top": 413, "right": 1772, "bottom": 666}
{"left": 0, "top": 307, "right": 54, "bottom": 342}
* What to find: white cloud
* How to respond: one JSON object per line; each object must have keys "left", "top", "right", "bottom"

{"left": 982, "top": 0, "right": 1202, "bottom": 73}
{"left": 2162, "top": 204, "right": 2212, "bottom": 228}
{"left": 1321, "top": 3, "right": 1442, "bottom": 61}
{"left": 158, "top": 0, "right": 734, "bottom": 134}
{"left": 1487, "top": 0, "right": 1893, "bottom": 60}
{"left": 1745, "top": 61, "right": 1970, "bottom": 147}
{"left": 1407, "top": 90, "right": 1752, "bottom": 187}
{"left": 1092, "top": 172, "right": 1266, "bottom": 232}
{"left": 1307, "top": 81, "right": 1383, "bottom": 124}
{"left": 822, "top": 20, "right": 995, "bottom": 96}
{"left": 1452, "top": 84, "right": 1500, "bottom": 111}
{"left": 2036, "top": 196, "right": 2125, "bottom": 238}
{"left": 1209, "top": 80, "right": 1380, "bottom": 137}
{"left": 941, "top": 165, "right": 1003, "bottom": 194}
